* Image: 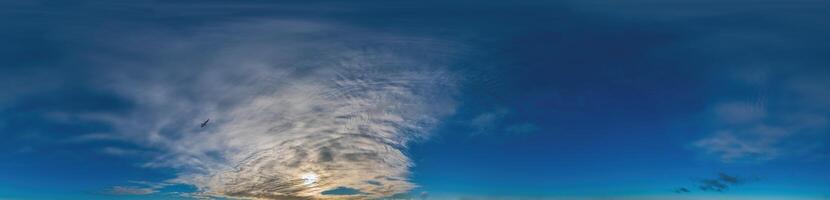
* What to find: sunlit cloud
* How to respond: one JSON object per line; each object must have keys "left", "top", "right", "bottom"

{"left": 80, "top": 19, "right": 463, "bottom": 199}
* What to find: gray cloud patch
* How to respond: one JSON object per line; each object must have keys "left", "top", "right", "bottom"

{"left": 321, "top": 187, "right": 366, "bottom": 195}
{"left": 674, "top": 172, "right": 755, "bottom": 194}
{"left": 698, "top": 173, "right": 751, "bottom": 192}
{"left": 106, "top": 186, "right": 157, "bottom": 195}
{"left": 366, "top": 180, "right": 382, "bottom": 186}
{"left": 673, "top": 187, "right": 690, "bottom": 193}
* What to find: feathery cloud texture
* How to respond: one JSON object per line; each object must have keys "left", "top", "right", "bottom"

{"left": 80, "top": 20, "right": 462, "bottom": 199}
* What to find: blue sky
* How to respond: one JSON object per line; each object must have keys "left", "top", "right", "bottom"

{"left": 1, "top": 1, "right": 829, "bottom": 200}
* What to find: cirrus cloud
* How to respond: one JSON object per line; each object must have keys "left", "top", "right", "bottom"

{"left": 81, "top": 19, "right": 464, "bottom": 199}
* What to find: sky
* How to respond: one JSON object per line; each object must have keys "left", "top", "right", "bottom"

{"left": 1, "top": 0, "right": 829, "bottom": 200}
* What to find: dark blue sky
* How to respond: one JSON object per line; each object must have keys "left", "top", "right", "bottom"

{"left": 2, "top": 1, "right": 829, "bottom": 200}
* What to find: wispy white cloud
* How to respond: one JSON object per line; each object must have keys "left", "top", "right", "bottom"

{"left": 695, "top": 69, "right": 830, "bottom": 163}
{"left": 100, "top": 146, "right": 142, "bottom": 156}
{"left": 64, "top": 133, "right": 123, "bottom": 143}
{"left": 105, "top": 180, "right": 174, "bottom": 196}
{"left": 469, "top": 108, "right": 539, "bottom": 136}
{"left": 82, "top": 19, "right": 463, "bottom": 199}
{"left": 469, "top": 108, "right": 510, "bottom": 135}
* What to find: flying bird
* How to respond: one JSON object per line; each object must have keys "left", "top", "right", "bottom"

{"left": 201, "top": 119, "right": 210, "bottom": 128}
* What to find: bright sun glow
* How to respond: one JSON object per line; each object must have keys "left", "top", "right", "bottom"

{"left": 301, "top": 172, "right": 318, "bottom": 186}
